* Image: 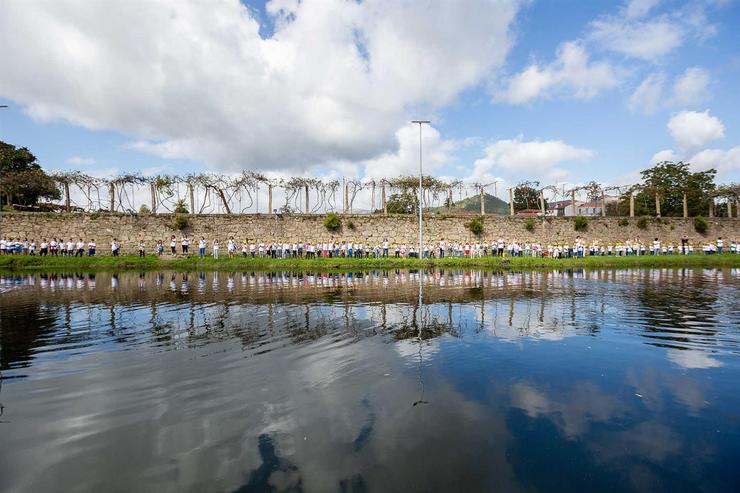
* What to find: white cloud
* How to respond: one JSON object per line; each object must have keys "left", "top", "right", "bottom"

{"left": 667, "top": 110, "right": 724, "bottom": 150}
{"left": 625, "top": 0, "right": 661, "bottom": 19}
{"left": 362, "top": 124, "right": 456, "bottom": 180}
{"left": 65, "top": 156, "right": 95, "bottom": 165}
{"left": 589, "top": 3, "right": 717, "bottom": 62}
{"left": 628, "top": 73, "right": 665, "bottom": 114}
{"left": 670, "top": 67, "right": 711, "bottom": 107}
{"left": 688, "top": 146, "right": 740, "bottom": 178}
{"left": 589, "top": 16, "right": 683, "bottom": 61}
{"left": 472, "top": 137, "right": 593, "bottom": 181}
{"left": 0, "top": 0, "right": 520, "bottom": 173}
{"left": 496, "top": 41, "right": 622, "bottom": 104}
{"left": 650, "top": 149, "right": 677, "bottom": 164}
{"left": 628, "top": 67, "right": 711, "bottom": 114}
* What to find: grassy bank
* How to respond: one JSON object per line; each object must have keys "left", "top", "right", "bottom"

{"left": 1, "top": 253, "right": 739, "bottom": 273}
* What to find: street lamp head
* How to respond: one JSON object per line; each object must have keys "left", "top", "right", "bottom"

{"left": 0, "top": 105, "right": 8, "bottom": 108}
{"left": 411, "top": 120, "right": 430, "bottom": 124}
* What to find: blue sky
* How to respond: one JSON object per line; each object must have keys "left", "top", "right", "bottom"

{"left": 1, "top": 0, "right": 738, "bottom": 197}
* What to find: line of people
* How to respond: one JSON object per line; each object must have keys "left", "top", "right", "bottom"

{"left": 2, "top": 235, "right": 738, "bottom": 258}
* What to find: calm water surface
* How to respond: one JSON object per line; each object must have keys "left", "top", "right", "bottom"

{"left": 1, "top": 268, "right": 739, "bottom": 492}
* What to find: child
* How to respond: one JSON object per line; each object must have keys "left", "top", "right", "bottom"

{"left": 138, "top": 240, "right": 145, "bottom": 257}
{"left": 157, "top": 240, "right": 164, "bottom": 256}
{"left": 88, "top": 239, "right": 96, "bottom": 256}
{"left": 213, "top": 239, "right": 219, "bottom": 259}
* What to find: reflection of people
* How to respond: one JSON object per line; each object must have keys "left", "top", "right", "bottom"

{"left": 234, "top": 434, "right": 302, "bottom": 493}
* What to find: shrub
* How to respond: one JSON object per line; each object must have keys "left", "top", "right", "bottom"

{"left": 139, "top": 204, "right": 151, "bottom": 214}
{"left": 323, "top": 212, "right": 341, "bottom": 231}
{"left": 574, "top": 215, "right": 588, "bottom": 232}
{"left": 637, "top": 216, "right": 649, "bottom": 229}
{"left": 524, "top": 218, "right": 535, "bottom": 232}
{"left": 694, "top": 215, "right": 708, "bottom": 235}
{"left": 172, "top": 214, "right": 189, "bottom": 231}
{"left": 618, "top": 218, "right": 629, "bottom": 227}
{"left": 346, "top": 219, "right": 356, "bottom": 230}
{"left": 174, "top": 199, "right": 189, "bottom": 214}
{"left": 467, "top": 216, "right": 484, "bottom": 235}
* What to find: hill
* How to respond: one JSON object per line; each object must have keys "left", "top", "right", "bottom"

{"left": 431, "top": 193, "right": 509, "bottom": 215}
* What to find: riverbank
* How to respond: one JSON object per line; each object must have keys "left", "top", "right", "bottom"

{"left": 1, "top": 253, "right": 739, "bottom": 273}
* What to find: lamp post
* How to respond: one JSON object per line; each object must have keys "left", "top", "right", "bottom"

{"left": 411, "top": 120, "right": 430, "bottom": 259}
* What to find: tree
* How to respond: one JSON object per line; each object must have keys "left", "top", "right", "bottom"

{"left": 513, "top": 182, "right": 546, "bottom": 211}
{"left": 621, "top": 161, "right": 716, "bottom": 217}
{"left": 384, "top": 191, "right": 418, "bottom": 214}
{"left": 0, "top": 141, "right": 60, "bottom": 207}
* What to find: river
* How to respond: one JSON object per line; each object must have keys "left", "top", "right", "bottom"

{"left": 0, "top": 268, "right": 738, "bottom": 492}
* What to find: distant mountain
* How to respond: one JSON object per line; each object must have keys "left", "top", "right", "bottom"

{"left": 431, "top": 193, "right": 509, "bottom": 215}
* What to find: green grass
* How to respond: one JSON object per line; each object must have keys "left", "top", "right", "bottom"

{"left": 1, "top": 253, "right": 738, "bottom": 273}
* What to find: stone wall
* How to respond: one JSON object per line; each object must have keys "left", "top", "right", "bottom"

{"left": 1, "top": 212, "right": 738, "bottom": 250}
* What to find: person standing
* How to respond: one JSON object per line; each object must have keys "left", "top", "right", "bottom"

{"left": 169, "top": 235, "right": 177, "bottom": 255}
{"left": 213, "top": 239, "right": 220, "bottom": 259}
{"left": 717, "top": 236, "right": 724, "bottom": 254}
{"left": 198, "top": 237, "right": 206, "bottom": 257}
{"left": 181, "top": 236, "right": 190, "bottom": 255}
{"left": 111, "top": 238, "right": 120, "bottom": 257}
{"left": 138, "top": 240, "right": 146, "bottom": 257}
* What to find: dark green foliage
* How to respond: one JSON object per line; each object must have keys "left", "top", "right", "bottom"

{"left": 139, "top": 204, "right": 151, "bottom": 214}
{"left": 513, "top": 182, "right": 546, "bottom": 212}
{"left": 694, "top": 215, "right": 708, "bottom": 234}
{"left": 346, "top": 219, "right": 356, "bottom": 230}
{"left": 637, "top": 216, "right": 649, "bottom": 229}
{"left": 323, "top": 212, "right": 341, "bottom": 231}
{"left": 618, "top": 218, "right": 629, "bottom": 226}
{"left": 525, "top": 218, "right": 536, "bottom": 232}
{"left": 0, "top": 141, "right": 60, "bottom": 206}
{"left": 574, "top": 216, "right": 588, "bottom": 231}
{"left": 467, "top": 216, "right": 484, "bottom": 235}
{"left": 620, "top": 161, "right": 716, "bottom": 217}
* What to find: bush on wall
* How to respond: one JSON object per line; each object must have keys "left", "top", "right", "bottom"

{"left": 467, "top": 216, "right": 484, "bottom": 235}
{"left": 574, "top": 216, "right": 588, "bottom": 232}
{"left": 323, "top": 212, "right": 341, "bottom": 231}
{"left": 694, "top": 215, "right": 708, "bottom": 234}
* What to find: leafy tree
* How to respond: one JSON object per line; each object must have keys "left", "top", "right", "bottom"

{"left": 384, "top": 191, "right": 418, "bottom": 214}
{"left": 621, "top": 161, "right": 716, "bottom": 217}
{"left": 513, "top": 182, "right": 546, "bottom": 212}
{"left": 0, "top": 141, "right": 60, "bottom": 206}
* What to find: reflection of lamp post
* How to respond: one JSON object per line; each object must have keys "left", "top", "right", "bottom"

{"left": 0, "top": 105, "right": 7, "bottom": 227}
{"left": 411, "top": 120, "right": 430, "bottom": 259}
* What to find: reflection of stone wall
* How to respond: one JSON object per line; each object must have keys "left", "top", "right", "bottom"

{"left": 2, "top": 212, "right": 738, "bottom": 249}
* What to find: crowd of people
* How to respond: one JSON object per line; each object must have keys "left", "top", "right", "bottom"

{"left": 1, "top": 234, "right": 738, "bottom": 258}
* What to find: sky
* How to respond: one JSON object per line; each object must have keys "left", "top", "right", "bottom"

{"left": 1, "top": 0, "right": 739, "bottom": 201}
